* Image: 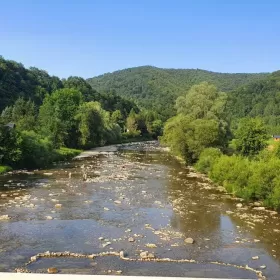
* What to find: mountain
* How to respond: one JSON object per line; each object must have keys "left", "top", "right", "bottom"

{"left": 226, "top": 70, "right": 280, "bottom": 133}
{"left": 87, "top": 66, "right": 269, "bottom": 119}
{"left": 0, "top": 56, "right": 138, "bottom": 117}
{"left": 0, "top": 56, "right": 63, "bottom": 112}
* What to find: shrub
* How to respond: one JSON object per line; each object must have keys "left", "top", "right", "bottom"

{"left": 209, "top": 155, "right": 252, "bottom": 198}
{"left": 0, "top": 165, "right": 12, "bottom": 174}
{"left": 195, "top": 148, "right": 222, "bottom": 174}
{"left": 19, "top": 131, "right": 55, "bottom": 168}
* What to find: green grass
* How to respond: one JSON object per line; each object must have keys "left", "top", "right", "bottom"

{"left": 0, "top": 165, "right": 12, "bottom": 174}
{"left": 54, "top": 147, "right": 82, "bottom": 161}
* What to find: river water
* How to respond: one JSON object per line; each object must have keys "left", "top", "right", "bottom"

{"left": 0, "top": 141, "right": 280, "bottom": 279}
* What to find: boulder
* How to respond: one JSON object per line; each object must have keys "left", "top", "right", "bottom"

{"left": 184, "top": 238, "right": 194, "bottom": 244}
{"left": 47, "top": 267, "right": 58, "bottom": 274}
{"left": 140, "top": 251, "right": 149, "bottom": 259}
{"left": 0, "top": 215, "right": 10, "bottom": 220}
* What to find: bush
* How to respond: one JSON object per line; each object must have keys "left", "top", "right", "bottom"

{"left": 19, "top": 131, "right": 55, "bottom": 168}
{"left": 0, "top": 165, "right": 12, "bottom": 174}
{"left": 53, "top": 147, "right": 82, "bottom": 161}
{"left": 248, "top": 158, "right": 280, "bottom": 201}
{"left": 209, "top": 155, "right": 253, "bottom": 198}
{"left": 195, "top": 148, "right": 222, "bottom": 174}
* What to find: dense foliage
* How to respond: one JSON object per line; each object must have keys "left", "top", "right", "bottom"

{"left": 226, "top": 71, "right": 280, "bottom": 134}
{"left": 161, "top": 82, "right": 229, "bottom": 163}
{"left": 161, "top": 80, "right": 280, "bottom": 210}
{"left": 0, "top": 57, "right": 163, "bottom": 170}
{"left": 88, "top": 66, "right": 268, "bottom": 119}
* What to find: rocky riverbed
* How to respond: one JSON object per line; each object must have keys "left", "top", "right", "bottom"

{"left": 0, "top": 141, "right": 280, "bottom": 279}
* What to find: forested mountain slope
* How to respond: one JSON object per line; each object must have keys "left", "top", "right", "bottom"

{"left": 0, "top": 56, "right": 138, "bottom": 116}
{"left": 87, "top": 66, "right": 268, "bottom": 119}
{"left": 226, "top": 71, "right": 280, "bottom": 132}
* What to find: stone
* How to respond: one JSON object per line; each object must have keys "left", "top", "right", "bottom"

{"left": 0, "top": 215, "right": 10, "bottom": 220}
{"left": 46, "top": 216, "right": 53, "bottom": 220}
{"left": 30, "top": 256, "right": 37, "bottom": 262}
{"left": 55, "top": 204, "right": 62, "bottom": 208}
{"left": 116, "top": 270, "right": 122, "bottom": 274}
{"left": 146, "top": 243, "right": 157, "bottom": 248}
{"left": 140, "top": 251, "right": 149, "bottom": 259}
{"left": 104, "top": 207, "right": 109, "bottom": 211}
{"left": 236, "top": 203, "right": 243, "bottom": 208}
{"left": 253, "top": 207, "right": 266, "bottom": 211}
{"left": 1, "top": 194, "right": 8, "bottom": 197}
{"left": 253, "top": 202, "right": 262, "bottom": 207}
{"left": 260, "top": 265, "right": 266, "bottom": 269}
{"left": 47, "top": 267, "right": 58, "bottom": 274}
{"left": 98, "top": 237, "right": 104, "bottom": 241}
{"left": 102, "top": 242, "right": 111, "bottom": 248}
{"left": 147, "top": 253, "right": 155, "bottom": 258}
{"left": 114, "top": 200, "right": 121, "bottom": 204}
{"left": 44, "top": 173, "right": 53, "bottom": 176}
{"left": 128, "top": 237, "right": 135, "bottom": 242}
{"left": 184, "top": 238, "right": 194, "bottom": 244}
{"left": 119, "top": 251, "right": 126, "bottom": 258}
{"left": 252, "top": 256, "right": 259, "bottom": 260}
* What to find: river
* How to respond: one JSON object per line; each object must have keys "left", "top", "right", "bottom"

{"left": 0, "top": 141, "right": 279, "bottom": 279}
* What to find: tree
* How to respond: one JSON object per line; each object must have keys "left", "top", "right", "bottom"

{"left": 126, "top": 109, "right": 140, "bottom": 136}
{"left": 39, "top": 88, "right": 83, "bottom": 147}
{"left": 162, "top": 83, "right": 229, "bottom": 163}
{"left": 75, "top": 102, "right": 105, "bottom": 147}
{"left": 0, "top": 123, "right": 22, "bottom": 166}
{"left": 234, "top": 118, "right": 269, "bottom": 157}
{"left": 111, "top": 110, "right": 124, "bottom": 129}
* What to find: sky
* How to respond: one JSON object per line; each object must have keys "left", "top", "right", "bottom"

{"left": 1, "top": 0, "right": 280, "bottom": 78}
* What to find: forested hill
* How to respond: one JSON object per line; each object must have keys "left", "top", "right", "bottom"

{"left": 87, "top": 66, "right": 269, "bottom": 119}
{"left": 0, "top": 56, "right": 138, "bottom": 116}
{"left": 226, "top": 70, "right": 280, "bottom": 133}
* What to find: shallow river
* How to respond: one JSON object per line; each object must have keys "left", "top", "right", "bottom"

{"left": 0, "top": 141, "right": 280, "bottom": 279}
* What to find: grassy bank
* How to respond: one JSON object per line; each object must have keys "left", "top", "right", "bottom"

{"left": 195, "top": 147, "right": 280, "bottom": 211}
{"left": 0, "top": 166, "right": 12, "bottom": 174}
{"left": 54, "top": 147, "right": 82, "bottom": 161}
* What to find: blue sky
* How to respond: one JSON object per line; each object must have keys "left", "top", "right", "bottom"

{"left": 1, "top": 0, "right": 279, "bottom": 78}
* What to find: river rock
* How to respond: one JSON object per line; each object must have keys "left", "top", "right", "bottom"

{"left": 30, "top": 256, "right": 37, "bottom": 262}
{"left": 114, "top": 200, "right": 121, "bottom": 204}
{"left": 252, "top": 256, "right": 259, "bottom": 260}
{"left": 260, "top": 265, "right": 266, "bottom": 269}
{"left": 44, "top": 173, "right": 53, "bottom": 176}
{"left": 55, "top": 204, "right": 62, "bottom": 208}
{"left": 47, "top": 267, "right": 58, "bottom": 274}
{"left": 104, "top": 207, "right": 109, "bottom": 211}
{"left": 253, "top": 202, "right": 262, "bottom": 207}
{"left": 236, "top": 203, "right": 243, "bottom": 208}
{"left": 1, "top": 194, "right": 8, "bottom": 197}
{"left": 140, "top": 251, "right": 149, "bottom": 259}
{"left": 98, "top": 237, "right": 104, "bottom": 241}
{"left": 253, "top": 206, "right": 266, "bottom": 211}
{"left": 148, "top": 253, "right": 155, "bottom": 258}
{"left": 0, "top": 215, "right": 10, "bottom": 220}
{"left": 146, "top": 243, "right": 157, "bottom": 248}
{"left": 184, "top": 238, "right": 194, "bottom": 244}
{"left": 128, "top": 237, "right": 135, "bottom": 242}
{"left": 119, "top": 251, "right": 126, "bottom": 258}
{"left": 46, "top": 216, "right": 53, "bottom": 220}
